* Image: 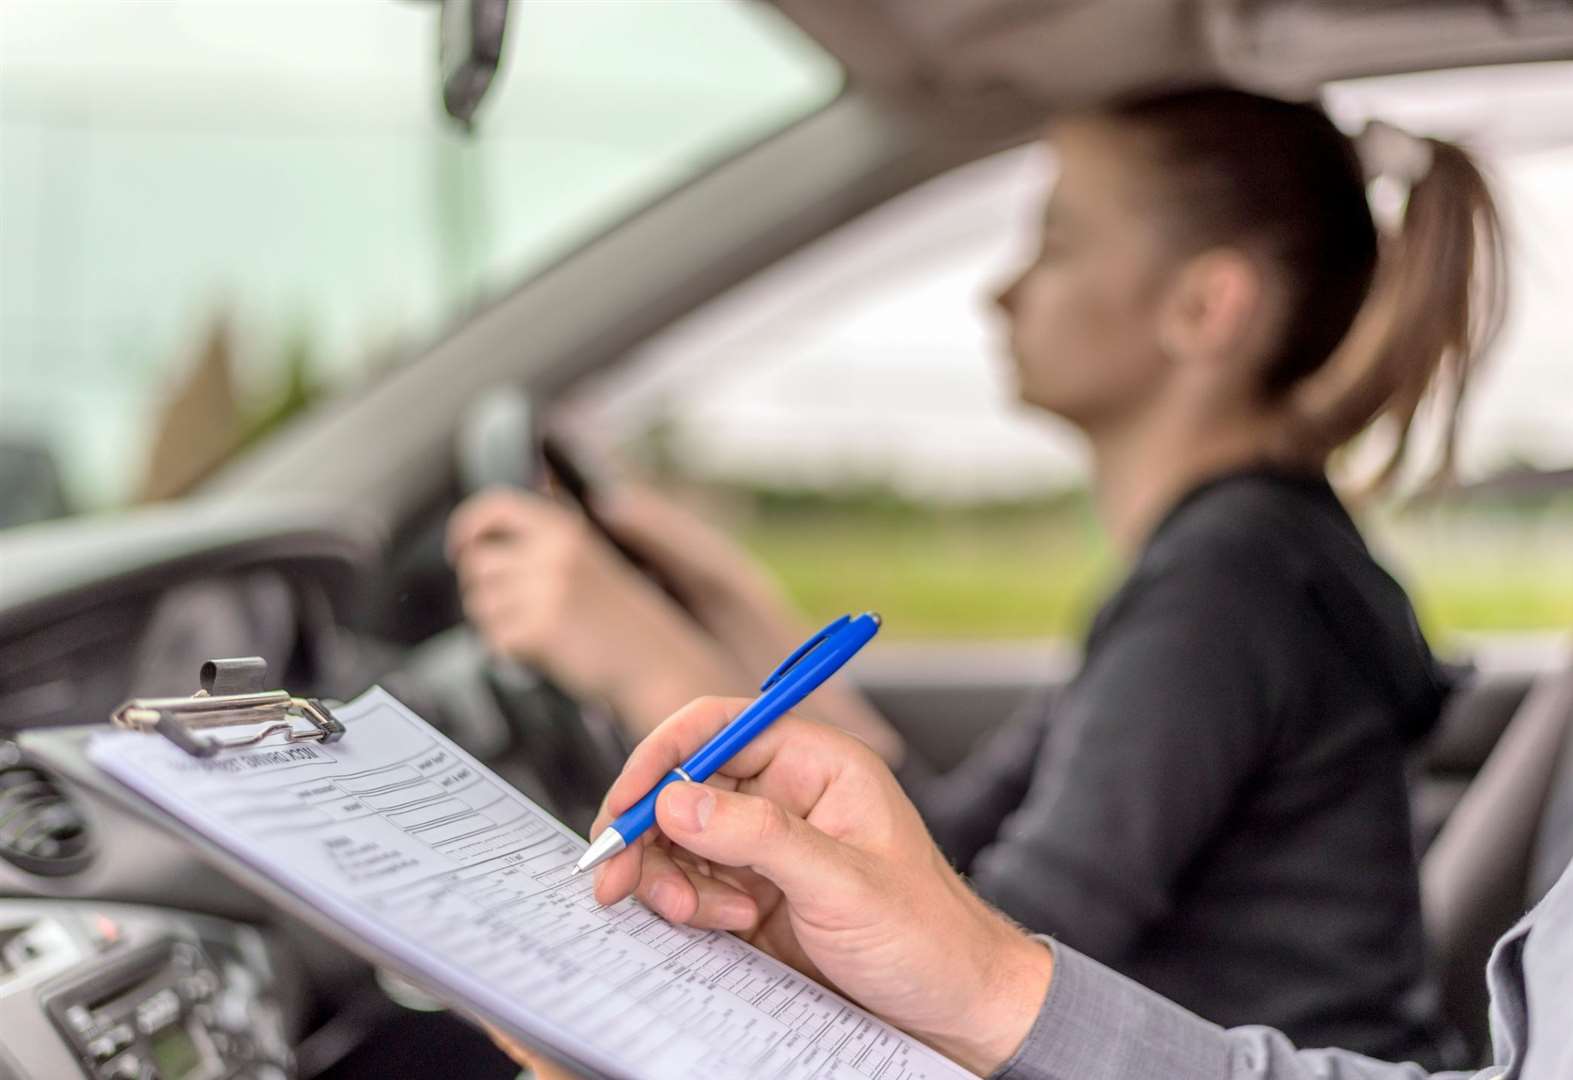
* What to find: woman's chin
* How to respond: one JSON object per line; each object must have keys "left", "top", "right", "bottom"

{"left": 1013, "top": 383, "right": 1085, "bottom": 428}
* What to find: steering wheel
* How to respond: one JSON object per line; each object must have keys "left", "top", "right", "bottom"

{"left": 450, "top": 387, "right": 631, "bottom": 831}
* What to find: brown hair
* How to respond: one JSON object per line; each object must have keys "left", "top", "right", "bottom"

{"left": 1100, "top": 87, "right": 1508, "bottom": 492}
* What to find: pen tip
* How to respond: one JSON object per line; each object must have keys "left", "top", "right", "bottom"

{"left": 869, "top": 611, "right": 882, "bottom": 626}
{"left": 577, "top": 830, "right": 627, "bottom": 877}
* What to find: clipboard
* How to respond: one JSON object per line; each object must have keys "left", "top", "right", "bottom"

{"left": 108, "top": 657, "right": 345, "bottom": 760}
{"left": 73, "top": 659, "right": 975, "bottom": 1080}
{"left": 79, "top": 656, "right": 607, "bottom": 1079}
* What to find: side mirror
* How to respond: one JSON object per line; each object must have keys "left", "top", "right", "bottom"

{"left": 0, "top": 438, "right": 70, "bottom": 529}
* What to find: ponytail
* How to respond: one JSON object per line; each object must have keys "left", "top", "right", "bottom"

{"left": 1287, "top": 130, "right": 1509, "bottom": 494}
{"left": 1099, "top": 90, "right": 1509, "bottom": 496}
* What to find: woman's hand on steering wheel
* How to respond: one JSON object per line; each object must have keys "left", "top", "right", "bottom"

{"left": 446, "top": 488, "right": 748, "bottom": 738}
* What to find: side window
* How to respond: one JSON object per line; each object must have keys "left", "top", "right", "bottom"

{"left": 569, "top": 69, "right": 1573, "bottom": 649}
{"left": 566, "top": 147, "right": 1117, "bottom": 644}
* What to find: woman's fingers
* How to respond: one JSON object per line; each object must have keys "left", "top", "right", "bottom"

{"left": 453, "top": 542, "right": 526, "bottom": 592}
{"left": 445, "top": 488, "right": 535, "bottom": 562}
{"left": 449, "top": 488, "right": 589, "bottom": 568}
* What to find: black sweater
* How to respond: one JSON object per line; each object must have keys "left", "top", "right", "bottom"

{"left": 903, "top": 468, "right": 1454, "bottom": 1064}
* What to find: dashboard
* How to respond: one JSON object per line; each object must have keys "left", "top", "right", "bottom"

{"left": 0, "top": 494, "right": 616, "bottom": 1079}
{"left": 0, "top": 900, "right": 294, "bottom": 1080}
{"left": 0, "top": 500, "right": 386, "bottom": 1080}
{"left": 0, "top": 500, "right": 379, "bottom": 733}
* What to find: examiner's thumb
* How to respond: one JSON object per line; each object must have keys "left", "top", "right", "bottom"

{"left": 656, "top": 782, "right": 851, "bottom": 901}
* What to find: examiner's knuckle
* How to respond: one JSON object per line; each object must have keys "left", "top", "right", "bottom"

{"left": 679, "top": 696, "right": 727, "bottom": 732}
{"left": 753, "top": 800, "right": 789, "bottom": 847}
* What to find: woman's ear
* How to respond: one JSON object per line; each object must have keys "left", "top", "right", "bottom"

{"left": 1156, "top": 248, "right": 1266, "bottom": 377}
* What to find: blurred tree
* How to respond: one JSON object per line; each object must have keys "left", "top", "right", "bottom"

{"left": 234, "top": 325, "right": 320, "bottom": 453}
{"left": 138, "top": 315, "right": 327, "bottom": 502}
{"left": 138, "top": 316, "right": 244, "bottom": 502}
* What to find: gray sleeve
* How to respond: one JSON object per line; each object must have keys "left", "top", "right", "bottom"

{"left": 992, "top": 941, "right": 1490, "bottom": 1080}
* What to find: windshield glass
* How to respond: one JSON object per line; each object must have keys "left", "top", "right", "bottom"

{"left": 0, "top": 0, "right": 839, "bottom": 521}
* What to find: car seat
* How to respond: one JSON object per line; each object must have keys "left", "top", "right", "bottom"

{"left": 1412, "top": 667, "right": 1536, "bottom": 853}
{"left": 1420, "top": 658, "right": 1573, "bottom": 1059}
{"left": 1530, "top": 680, "right": 1573, "bottom": 903}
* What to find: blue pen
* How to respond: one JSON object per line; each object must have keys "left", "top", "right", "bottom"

{"left": 573, "top": 611, "right": 882, "bottom": 875}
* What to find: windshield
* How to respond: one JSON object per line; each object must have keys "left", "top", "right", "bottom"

{"left": 0, "top": 0, "right": 840, "bottom": 522}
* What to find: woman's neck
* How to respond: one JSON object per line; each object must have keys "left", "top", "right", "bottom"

{"left": 1087, "top": 406, "right": 1308, "bottom": 558}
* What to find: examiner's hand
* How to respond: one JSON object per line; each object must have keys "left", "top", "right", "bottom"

{"left": 589, "top": 698, "right": 1055, "bottom": 1075}
{"left": 445, "top": 489, "right": 747, "bottom": 732}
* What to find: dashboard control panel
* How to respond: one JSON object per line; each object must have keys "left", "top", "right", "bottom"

{"left": 0, "top": 902, "right": 293, "bottom": 1080}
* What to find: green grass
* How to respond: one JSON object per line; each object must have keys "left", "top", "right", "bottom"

{"left": 733, "top": 497, "right": 1573, "bottom": 646}
{"left": 1376, "top": 511, "right": 1573, "bottom": 641}
{"left": 741, "top": 513, "right": 1118, "bottom": 639}
{"left": 1408, "top": 574, "right": 1573, "bottom": 638}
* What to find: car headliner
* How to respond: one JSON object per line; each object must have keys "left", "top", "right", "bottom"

{"left": 775, "top": 0, "right": 1573, "bottom": 132}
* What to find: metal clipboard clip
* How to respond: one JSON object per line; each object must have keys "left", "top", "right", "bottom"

{"left": 110, "top": 657, "right": 346, "bottom": 759}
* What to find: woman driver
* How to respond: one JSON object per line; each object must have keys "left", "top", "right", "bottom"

{"left": 448, "top": 87, "right": 1505, "bottom": 1062}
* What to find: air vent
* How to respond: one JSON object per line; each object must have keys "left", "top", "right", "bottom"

{"left": 0, "top": 749, "right": 93, "bottom": 876}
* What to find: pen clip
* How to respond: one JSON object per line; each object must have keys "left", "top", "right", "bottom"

{"left": 759, "top": 614, "right": 852, "bottom": 692}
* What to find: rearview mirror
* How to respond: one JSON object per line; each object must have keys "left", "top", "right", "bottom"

{"left": 439, "top": 0, "right": 510, "bottom": 130}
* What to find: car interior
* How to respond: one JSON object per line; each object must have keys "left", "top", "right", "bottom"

{"left": 1, "top": 2, "right": 1571, "bottom": 1078}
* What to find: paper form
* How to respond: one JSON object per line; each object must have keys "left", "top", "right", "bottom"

{"left": 89, "top": 688, "right": 975, "bottom": 1080}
